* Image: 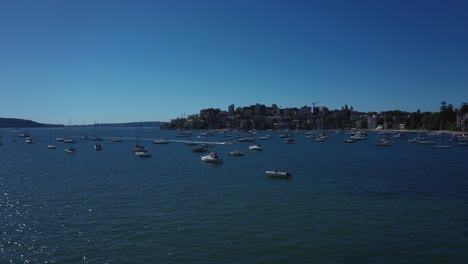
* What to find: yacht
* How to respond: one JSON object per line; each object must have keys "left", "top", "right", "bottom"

{"left": 48, "top": 144, "right": 56, "bottom": 149}
{"left": 376, "top": 139, "right": 393, "bottom": 146}
{"left": 265, "top": 170, "right": 292, "bottom": 179}
{"left": 26, "top": 137, "right": 34, "bottom": 144}
{"left": 228, "top": 150, "right": 244, "bottom": 156}
{"left": 153, "top": 139, "right": 169, "bottom": 144}
{"left": 238, "top": 137, "right": 254, "bottom": 142}
{"left": 132, "top": 144, "right": 148, "bottom": 153}
{"left": 249, "top": 144, "right": 263, "bottom": 151}
{"left": 135, "top": 150, "right": 151, "bottom": 157}
{"left": 201, "top": 152, "right": 222, "bottom": 163}
{"left": 65, "top": 147, "right": 76, "bottom": 154}
{"left": 192, "top": 147, "right": 208, "bottom": 153}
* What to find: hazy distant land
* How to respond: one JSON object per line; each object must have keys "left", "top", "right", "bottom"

{"left": 0, "top": 118, "right": 164, "bottom": 128}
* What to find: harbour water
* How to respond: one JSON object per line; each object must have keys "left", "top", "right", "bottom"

{"left": 1, "top": 128, "right": 467, "bottom": 263}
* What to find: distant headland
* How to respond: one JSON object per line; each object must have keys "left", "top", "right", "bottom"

{"left": 0, "top": 118, "right": 61, "bottom": 128}
{"left": 0, "top": 119, "right": 164, "bottom": 129}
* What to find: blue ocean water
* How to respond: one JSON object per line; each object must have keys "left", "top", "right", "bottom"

{"left": 1, "top": 128, "right": 467, "bottom": 263}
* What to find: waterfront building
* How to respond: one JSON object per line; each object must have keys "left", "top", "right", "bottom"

{"left": 367, "top": 115, "right": 377, "bottom": 130}
{"left": 228, "top": 104, "right": 235, "bottom": 116}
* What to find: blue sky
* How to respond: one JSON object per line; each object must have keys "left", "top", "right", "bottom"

{"left": 1, "top": 0, "right": 467, "bottom": 124}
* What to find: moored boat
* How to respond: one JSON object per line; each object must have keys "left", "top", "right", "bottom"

{"left": 201, "top": 152, "right": 222, "bottom": 163}
{"left": 238, "top": 137, "right": 254, "bottom": 142}
{"left": 153, "top": 139, "right": 169, "bottom": 144}
{"left": 94, "top": 143, "right": 102, "bottom": 150}
{"left": 135, "top": 151, "right": 151, "bottom": 157}
{"left": 228, "top": 150, "right": 244, "bottom": 156}
{"left": 65, "top": 147, "right": 76, "bottom": 154}
{"left": 249, "top": 144, "right": 263, "bottom": 151}
{"left": 265, "top": 170, "right": 292, "bottom": 179}
{"left": 192, "top": 147, "right": 208, "bottom": 153}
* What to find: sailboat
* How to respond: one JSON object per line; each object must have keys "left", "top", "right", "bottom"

{"left": 153, "top": 121, "right": 169, "bottom": 144}
{"left": 48, "top": 127, "right": 56, "bottom": 149}
{"left": 110, "top": 125, "right": 123, "bottom": 143}
{"left": 375, "top": 115, "right": 393, "bottom": 146}
{"left": 64, "top": 118, "right": 77, "bottom": 143}
{"left": 433, "top": 131, "right": 453, "bottom": 149}
{"left": 56, "top": 125, "right": 65, "bottom": 141}
{"left": 19, "top": 119, "right": 30, "bottom": 137}
{"left": 344, "top": 130, "right": 357, "bottom": 143}
{"left": 133, "top": 122, "right": 151, "bottom": 157}
{"left": 90, "top": 122, "right": 102, "bottom": 141}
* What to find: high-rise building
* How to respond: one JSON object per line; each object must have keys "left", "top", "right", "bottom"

{"left": 228, "top": 104, "right": 235, "bottom": 116}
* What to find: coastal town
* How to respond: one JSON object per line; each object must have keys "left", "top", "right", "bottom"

{"left": 162, "top": 102, "right": 468, "bottom": 132}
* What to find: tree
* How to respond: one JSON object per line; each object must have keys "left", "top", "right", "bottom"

{"left": 460, "top": 102, "right": 468, "bottom": 115}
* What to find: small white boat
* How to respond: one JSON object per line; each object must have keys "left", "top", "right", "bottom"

{"left": 228, "top": 150, "right": 244, "bottom": 156}
{"left": 376, "top": 139, "right": 393, "bottom": 146}
{"left": 201, "top": 152, "right": 222, "bottom": 163}
{"left": 135, "top": 151, "right": 151, "bottom": 157}
{"left": 94, "top": 143, "right": 102, "bottom": 150}
{"left": 238, "top": 137, "right": 255, "bottom": 142}
{"left": 132, "top": 144, "right": 147, "bottom": 153}
{"left": 64, "top": 138, "right": 77, "bottom": 144}
{"left": 26, "top": 137, "right": 34, "bottom": 144}
{"left": 433, "top": 145, "right": 453, "bottom": 149}
{"left": 249, "top": 144, "right": 263, "bottom": 151}
{"left": 65, "top": 147, "right": 76, "bottom": 154}
{"left": 192, "top": 147, "right": 208, "bottom": 153}
{"left": 153, "top": 139, "right": 169, "bottom": 144}
{"left": 48, "top": 145, "right": 56, "bottom": 149}
{"left": 258, "top": 135, "right": 272, "bottom": 140}
{"left": 56, "top": 137, "right": 65, "bottom": 141}
{"left": 265, "top": 170, "right": 292, "bottom": 179}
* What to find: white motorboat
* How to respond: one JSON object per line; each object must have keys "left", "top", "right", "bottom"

{"left": 238, "top": 137, "right": 254, "bottom": 142}
{"left": 135, "top": 151, "right": 151, "bottom": 157}
{"left": 94, "top": 143, "right": 102, "bottom": 150}
{"left": 228, "top": 150, "right": 244, "bottom": 156}
{"left": 48, "top": 145, "right": 56, "bottom": 149}
{"left": 65, "top": 147, "right": 76, "bottom": 154}
{"left": 376, "top": 139, "right": 393, "bottom": 146}
{"left": 132, "top": 144, "right": 148, "bottom": 153}
{"left": 153, "top": 139, "right": 169, "bottom": 144}
{"left": 201, "top": 152, "right": 222, "bottom": 163}
{"left": 64, "top": 138, "right": 77, "bottom": 144}
{"left": 265, "top": 170, "right": 292, "bottom": 179}
{"left": 26, "top": 137, "right": 34, "bottom": 144}
{"left": 249, "top": 144, "right": 263, "bottom": 151}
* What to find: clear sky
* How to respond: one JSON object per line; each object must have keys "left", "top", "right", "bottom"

{"left": 1, "top": 0, "right": 467, "bottom": 124}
